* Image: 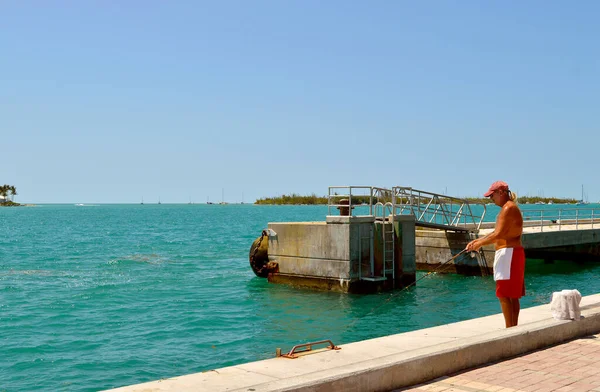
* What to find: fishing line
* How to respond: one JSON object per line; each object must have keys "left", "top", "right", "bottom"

{"left": 273, "top": 249, "right": 484, "bottom": 358}
{"left": 344, "top": 249, "right": 471, "bottom": 331}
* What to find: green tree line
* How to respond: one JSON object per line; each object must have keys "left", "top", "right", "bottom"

{"left": 254, "top": 193, "right": 384, "bottom": 205}
{"left": 255, "top": 193, "right": 579, "bottom": 205}
{"left": 255, "top": 193, "right": 327, "bottom": 205}
{"left": 464, "top": 196, "right": 578, "bottom": 205}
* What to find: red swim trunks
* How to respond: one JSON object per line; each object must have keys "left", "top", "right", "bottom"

{"left": 494, "top": 246, "right": 525, "bottom": 298}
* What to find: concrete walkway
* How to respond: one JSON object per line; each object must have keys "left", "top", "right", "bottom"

{"left": 395, "top": 333, "right": 600, "bottom": 392}
{"left": 107, "top": 294, "right": 600, "bottom": 392}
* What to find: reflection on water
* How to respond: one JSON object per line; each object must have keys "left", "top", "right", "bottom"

{"left": 526, "top": 258, "right": 600, "bottom": 275}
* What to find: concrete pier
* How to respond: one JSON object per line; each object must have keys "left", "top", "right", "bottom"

{"left": 261, "top": 218, "right": 600, "bottom": 287}
{"left": 105, "top": 294, "right": 600, "bottom": 392}
{"left": 264, "top": 215, "right": 416, "bottom": 293}
{"left": 416, "top": 221, "right": 600, "bottom": 275}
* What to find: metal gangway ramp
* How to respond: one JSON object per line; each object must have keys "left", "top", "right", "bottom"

{"left": 392, "top": 187, "right": 487, "bottom": 232}
{"left": 327, "top": 186, "right": 487, "bottom": 232}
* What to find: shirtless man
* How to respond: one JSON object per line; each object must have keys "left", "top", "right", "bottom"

{"left": 466, "top": 181, "right": 524, "bottom": 328}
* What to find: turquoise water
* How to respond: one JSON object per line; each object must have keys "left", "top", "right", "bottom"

{"left": 1, "top": 204, "right": 599, "bottom": 391}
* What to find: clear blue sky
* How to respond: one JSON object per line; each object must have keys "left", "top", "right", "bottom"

{"left": 2, "top": 1, "right": 598, "bottom": 203}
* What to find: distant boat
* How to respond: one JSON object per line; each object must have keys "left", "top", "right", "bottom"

{"left": 141, "top": 197, "right": 144, "bottom": 205}
{"left": 577, "top": 185, "right": 589, "bottom": 205}
{"left": 207, "top": 196, "right": 213, "bottom": 205}
{"left": 158, "top": 197, "right": 161, "bottom": 205}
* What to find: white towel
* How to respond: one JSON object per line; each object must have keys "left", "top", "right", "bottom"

{"left": 493, "top": 248, "right": 513, "bottom": 281}
{"left": 550, "top": 289, "right": 582, "bottom": 320}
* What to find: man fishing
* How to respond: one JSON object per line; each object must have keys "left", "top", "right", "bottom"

{"left": 466, "top": 181, "right": 524, "bottom": 328}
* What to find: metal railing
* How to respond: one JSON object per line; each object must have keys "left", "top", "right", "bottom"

{"left": 327, "top": 186, "right": 394, "bottom": 217}
{"left": 521, "top": 208, "right": 599, "bottom": 232}
{"left": 328, "top": 185, "right": 487, "bottom": 232}
{"left": 373, "top": 201, "right": 393, "bottom": 221}
{"left": 392, "top": 187, "right": 487, "bottom": 231}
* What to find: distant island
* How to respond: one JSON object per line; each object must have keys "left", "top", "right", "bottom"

{"left": 466, "top": 196, "right": 579, "bottom": 205}
{"left": 255, "top": 193, "right": 326, "bottom": 205}
{"left": 0, "top": 184, "right": 20, "bottom": 206}
{"left": 255, "top": 193, "right": 579, "bottom": 205}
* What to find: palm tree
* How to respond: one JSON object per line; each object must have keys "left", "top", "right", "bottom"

{"left": 0, "top": 185, "right": 8, "bottom": 204}
{"left": 10, "top": 185, "right": 17, "bottom": 202}
{"left": 0, "top": 185, "right": 17, "bottom": 204}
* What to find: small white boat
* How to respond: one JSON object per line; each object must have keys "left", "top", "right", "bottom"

{"left": 577, "top": 185, "right": 589, "bottom": 205}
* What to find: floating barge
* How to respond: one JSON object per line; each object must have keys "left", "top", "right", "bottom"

{"left": 249, "top": 186, "right": 486, "bottom": 293}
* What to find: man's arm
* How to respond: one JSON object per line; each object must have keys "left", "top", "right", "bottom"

{"left": 466, "top": 203, "right": 514, "bottom": 251}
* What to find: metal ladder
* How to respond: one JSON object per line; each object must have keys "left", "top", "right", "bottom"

{"left": 361, "top": 202, "right": 394, "bottom": 282}
{"left": 382, "top": 205, "right": 395, "bottom": 286}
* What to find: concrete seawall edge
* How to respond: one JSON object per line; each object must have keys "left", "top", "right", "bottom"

{"left": 107, "top": 294, "right": 600, "bottom": 392}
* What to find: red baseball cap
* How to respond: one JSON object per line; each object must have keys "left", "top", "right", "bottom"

{"left": 484, "top": 181, "right": 509, "bottom": 197}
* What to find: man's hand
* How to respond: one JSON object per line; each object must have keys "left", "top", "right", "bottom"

{"left": 466, "top": 239, "right": 482, "bottom": 252}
